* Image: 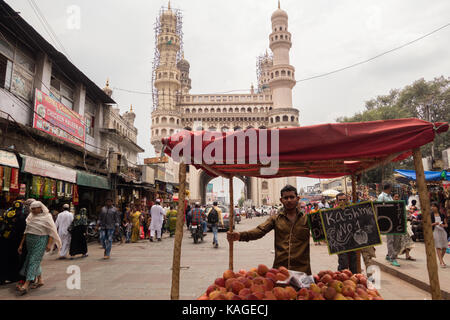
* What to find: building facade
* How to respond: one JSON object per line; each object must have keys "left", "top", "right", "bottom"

{"left": 0, "top": 1, "right": 146, "bottom": 214}
{"left": 150, "top": 3, "right": 299, "bottom": 206}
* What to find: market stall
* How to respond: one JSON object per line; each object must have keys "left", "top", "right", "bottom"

{"left": 162, "top": 118, "right": 449, "bottom": 300}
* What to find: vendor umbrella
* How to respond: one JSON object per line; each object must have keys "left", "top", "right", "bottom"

{"left": 321, "top": 189, "right": 340, "bottom": 197}
{"left": 163, "top": 118, "right": 448, "bottom": 300}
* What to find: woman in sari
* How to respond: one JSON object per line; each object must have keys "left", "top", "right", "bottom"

{"left": 130, "top": 205, "right": 142, "bottom": 243}
{"left": 166, "top": 205, "right": 177, "bottom": 237}
{"left": 69, "top": 208, "right": 88, "bottom": 258}
{"left": 16, "top": 201, "right": 61, "bottom": 295}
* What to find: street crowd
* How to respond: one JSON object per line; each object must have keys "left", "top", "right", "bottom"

{"left": 0, "top": 183, "right": 449, "bottom": 296}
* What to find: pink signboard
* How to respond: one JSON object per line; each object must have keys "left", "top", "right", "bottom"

{"left": 33, "top": 88, "right": 85, "bottom": 147}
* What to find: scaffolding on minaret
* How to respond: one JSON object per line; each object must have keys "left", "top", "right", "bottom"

{"left": 256, "top": 51, "right": 273, "bottom": 94}
{"left": 151, "top": 5, "right": 184, "bottom": 111}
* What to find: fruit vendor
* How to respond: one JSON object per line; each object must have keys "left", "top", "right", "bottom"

{"left": 227, "top": 185, "right": 311, "bottom": 274}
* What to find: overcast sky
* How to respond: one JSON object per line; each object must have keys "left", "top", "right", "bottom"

{"left": 8, "top": 0, "right": 450, "bottom": 201}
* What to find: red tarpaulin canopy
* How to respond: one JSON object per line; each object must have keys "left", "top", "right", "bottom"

{"left": 162, "top": 118, "right": 448, "bottom": 179}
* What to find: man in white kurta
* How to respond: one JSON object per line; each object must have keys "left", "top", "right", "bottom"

{"left": 55, "top": 204, "right": 73, "bottom": 259}
{"left": 150, "top": 200, "right": 166, "bottom": 242}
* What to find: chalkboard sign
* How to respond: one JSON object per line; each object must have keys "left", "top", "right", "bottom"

{"left": 307, "top": 211, "right": 325, "bottom": 242}
{"left": 320, "top": 202, "right": 382, "bottom": 255}
{"left": 373, "top": 201, "right": 407, "bottom": 235}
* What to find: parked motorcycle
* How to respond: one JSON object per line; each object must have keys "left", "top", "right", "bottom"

{"left": 86, "top": 221, "right": 99, "bottom": 243}
{"left": 190, "top": 223, "right": 204, "bottom": 244}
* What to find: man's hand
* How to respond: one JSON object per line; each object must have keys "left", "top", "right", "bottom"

{"left": 45, "top": 244, "right": 52, "bottom": 252}
{"left": 18, "top": 245, "right": 23, "bottom": 255}
{"left": 227, "top": 231, "right": 240, "bottom": 242}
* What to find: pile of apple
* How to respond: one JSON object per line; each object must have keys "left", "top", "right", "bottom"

{"left": 197, "top": 265, "right": 383, "bottom": 300}
{"left": 305, "top": 269, "right": 383, "bottom": 300}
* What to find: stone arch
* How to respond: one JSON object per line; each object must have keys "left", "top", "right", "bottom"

{"left": 169, "top": 117, "right": 175, "bottom": 124}
{"left": 281, "top": 70, "right": 286, "bottom": 76}
{"left": 198, "top": 108, "right": 203, "bottom": 113}
{"left": 291, "top": 116, "right": 295, "bottom": 122}
{"left": 185, "top": 108, "right": 190, "bottom": 113}
{"left": 275, "top": 116, "right": 280, "bottom": 122}
{"left": 283, "top": 115, "right": 289, "bottom": 122}
{"left": 240, "top": 107, "right": 245, "bottom": 112}
{"left": 199, "top": 171, "right": 251, "bottom": 206}
{"left": 161, "top": 117, "right": 167, "bottom": 123}
{"left": 161, "top": 128, "right": 167, "bottom": 136}
{"left": 234, "top": 126, "right": 242, "bottom": 131}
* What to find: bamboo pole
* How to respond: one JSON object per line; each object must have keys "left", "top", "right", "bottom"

{"left": 229, "top": 176, "right": 234, "bottom": 271}
{"left": 412, "top": 147, "right": 442, "bottom": 300}
{"left": 170, "top": 162, "right": 186, "bottom": 300}
{"left": 351, "top": 175, "right": 362, "bottom": 274}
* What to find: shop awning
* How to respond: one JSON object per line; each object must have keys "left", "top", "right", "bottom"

{"left": 76, "top": 170, "right": 110, "bottom": 190}
{"left": 20, "top": 154, "right": 77, "bottom": 183}
{"left": 162, "top": 118, "right": 449, "bottom": 179}
{"left": 394, "top": 169, "right": 449, "bottom": 181}
{"left": 0, "top": 150, "right": 19, "bottom": 168}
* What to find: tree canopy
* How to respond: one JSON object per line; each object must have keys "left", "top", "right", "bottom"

{"left": 337, "top": 76, "right": 450, "bottom": 184}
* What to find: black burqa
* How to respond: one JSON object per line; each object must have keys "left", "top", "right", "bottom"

{"left": 0, "top": 201, "right": 29, "bottom": 284}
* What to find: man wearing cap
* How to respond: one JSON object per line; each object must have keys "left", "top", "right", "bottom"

{"left": 55, "top": 204, "right": 73, "bottom": 259}
{"left": 150, "top": 199, "right": 166, "bottom": 242}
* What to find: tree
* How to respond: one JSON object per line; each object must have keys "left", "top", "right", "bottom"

{"left": 337, "top": 76, "right": 450, "bottom": 183}
{"left": 238, "top": 196, "right": 245, "bottom": 207}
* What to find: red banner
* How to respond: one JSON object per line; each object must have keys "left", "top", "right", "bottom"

{"left": 10, "top": 168, "right": 19, "bottom": 192}
{"left": 33, "top": 88, "right": 85, "bottom": 147}
{"left": 73, "top": 184, "right": 79, "bottom": 205}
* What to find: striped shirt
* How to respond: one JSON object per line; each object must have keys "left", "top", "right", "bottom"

{"left": 190, "top": 208, "right": 206, "bottom": 225}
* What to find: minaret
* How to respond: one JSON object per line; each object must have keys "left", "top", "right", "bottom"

{"left": 267, "top": 1, "right": 299, "bottom": 128}
{"left": 177, "top": 52, "right": 192, "bottom": 95}
{"left": 151, "top": 2, "right": 182, "bottom": 153}
{"left": 258, "top": 50, "right": 273, "bottom": 94}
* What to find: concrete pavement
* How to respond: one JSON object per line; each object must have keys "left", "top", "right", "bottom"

{"left": 0, "top": 215, "right": 434, "bottom": 300}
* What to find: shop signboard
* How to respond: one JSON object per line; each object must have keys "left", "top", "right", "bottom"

{"left": 0, "top": 150, "right": 19, "bottom": 168}
{"left": 21, "top": 155, "right": 77, "bottom": 183}
{"left": 33, "top": 88, "right": 85, "bottom": 147}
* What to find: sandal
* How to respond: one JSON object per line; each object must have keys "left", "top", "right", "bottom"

{"left": 17, "top": 286, "right": 29, "bottom": 295}
{"left": 406, "top": 256, "right": 416, "bottom": 261}
{"left": 30, "top": 282, "right": 44, "bottom": 289}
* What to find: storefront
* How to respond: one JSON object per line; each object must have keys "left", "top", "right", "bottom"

{"left": 76, "top": 170, "right": 111, "bottom": 220}
{"left": 19, "top": 154, "right": 77, "bottom": 215}
{"left": 0, "top": 150, "right": 21, "bottom": 212}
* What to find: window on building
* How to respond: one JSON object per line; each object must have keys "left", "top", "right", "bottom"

{"left": 50, "top": 71, "right": 74, "bottom": 109}
{"left": 0, "top": 37, "right": 35, "bottom": 101}
{"left": 85, "top": 113, "right": 95, "bottom": 137}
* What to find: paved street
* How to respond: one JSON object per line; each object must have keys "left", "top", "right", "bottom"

{"left": 0, "top": 215, "right": 435, "bottom": 300}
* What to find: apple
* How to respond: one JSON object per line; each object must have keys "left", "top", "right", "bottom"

{"left": 314, "top": 275, "right": 320, "bottom": 283}
{"left": 297, "top": 288, "right": 309, "bottom": 300}
{"left": 265, "top": 291, "right": 277, "bottom": 300}
{"left": 250, "top": 284, "right": 265, "bottom": 294}
{"left": 265, "top": 272, "right": 277, "bottom": 282}
{"left": 276, "top": 273, "right": 288, "bottom": 281}
{"left": 223, "top": 270, "right": 235, "bottom": 280}
{"left": 238, "top": 288, "right": 251, "bottom": 298}
{"left": 214, "top": 278, "right": 225, "bottom": 287}
{"left": 231, "top": 281, "right": 245, "bottom": 295}
{"left": 273, "top": 287, "right": 288, "bottom": 300}
{"left": 206, "top": 285, "right": 218, "bottom": 296}
{"left": 330, "top": 280, "right": 344, "bottom": 293}
{"left": 342, "top": 285, "right": 356, "bottom": 298}
{"left": 257, "top": 264, "right": 269, "bottom": 276}
{"left": 333, "top": 293, "right": 347, "bottom": 300}
{"left": 285, "top": 286, "right": 297, "bottom": 300}
{"left": 278, "top": 266, "right": 290, "bottom": 277}
{"left": 198, "top": 294, "right": 209, "bottom": 300}
{"left": 320, "top": 274, "right": 333, "bottom": 284}
{"left": 309, "top": 283, "right": 321, "bottom": 294}
{"left": 225, "top": 278, "right": 236, "bottom": 290}
{"left": 324, "top": 286, "right": 337, "bottom": 300}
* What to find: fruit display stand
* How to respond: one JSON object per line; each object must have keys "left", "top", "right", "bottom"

{"left": 162, "top": 119, "right": 449, "bottom": 300}
{"left": 197, "top": 265, "right": 383, "bottom": 300}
